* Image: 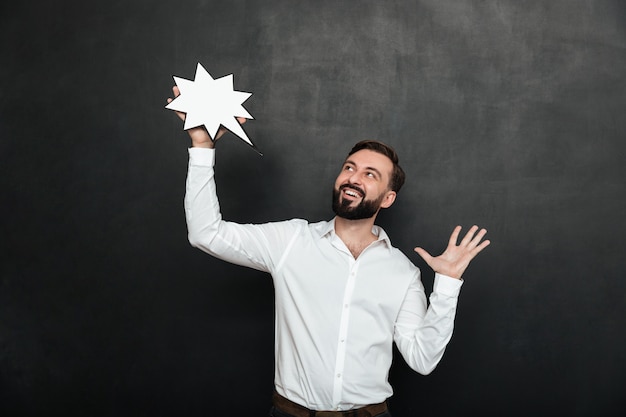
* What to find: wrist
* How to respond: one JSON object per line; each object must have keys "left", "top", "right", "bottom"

{"left": 191, "top": 140, "right": 214, "bottom": 148}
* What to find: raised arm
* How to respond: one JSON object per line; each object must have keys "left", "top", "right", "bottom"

{"left": 394, "top": 226, "right": 490, "bottom": 374}
{"left": 168, "top": 86, "right": 298, "bottom": 274}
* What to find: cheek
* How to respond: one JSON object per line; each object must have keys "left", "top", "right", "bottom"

{"left": 334, "top": 174, "right": 348, "bottom": 188}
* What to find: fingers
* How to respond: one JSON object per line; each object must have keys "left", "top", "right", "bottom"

{"left": 448, "top": 225, "right": 462, "bottom": 246}
{"left": 167, "top": 88, "right": 247, "bottom": 127}
{"left": 472, "top": 238, "right": 491, "bottom": 255}
{"left": 459, "top": 225, "right": 479, "bottom": 246}
{"left": 416, "top": 225, "right": 490, "bottom": 279}
{"left": 166, "top": 86, "right": 249, "bottom": 146}
{"left": 166, "top": 86, "right": 181, "bottom": 102}
{"left": 470, "top": 228, "right": 488, "bottom": 248}
{"left": 455, "top": 225, "right": 488, "bottom": 249}
{"left": 172, "top": 109, "right": 186, "bottom": 122}
{"left": 167, "top": 86, "right": 186, "bottom": 122}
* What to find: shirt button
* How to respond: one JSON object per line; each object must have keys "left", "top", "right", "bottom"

{"left": 337, "top": 373, "right": 341, "bottom": 378}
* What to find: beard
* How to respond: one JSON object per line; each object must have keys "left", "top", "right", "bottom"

{"left": 332, "top": 185, "right": 385, "bottom": 220}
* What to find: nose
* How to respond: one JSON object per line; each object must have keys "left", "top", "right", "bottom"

{"left": 347, "top": 169, "right": 362, "bottom": 185}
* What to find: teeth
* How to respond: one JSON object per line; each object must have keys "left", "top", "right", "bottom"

{"left": 345, "top": 190, "right": 360, "bottom": 197}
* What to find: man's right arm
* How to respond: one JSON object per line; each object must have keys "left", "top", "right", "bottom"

{"left": 170, "top": 86, "right": 298, "bottom": 274}
{"left": 184, "top": 146, "right": 305, "bottom": 274}
{"left": 185, "top": 148, "right": 268, "bottom": 271}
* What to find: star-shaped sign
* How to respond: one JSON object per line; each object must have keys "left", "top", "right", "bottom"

{"left": 166, "top": 63, "right": 257, "bottom": 151}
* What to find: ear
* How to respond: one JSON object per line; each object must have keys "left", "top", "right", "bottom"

{"left": 379, "top": 190, "right": 397, "bottom": 209}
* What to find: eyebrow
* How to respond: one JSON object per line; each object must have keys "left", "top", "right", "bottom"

{"left": 344, "top": 159, "right": 383, "bottom": 179}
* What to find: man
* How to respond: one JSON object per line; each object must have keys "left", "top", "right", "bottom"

{"left": 168, "top": 87, "right": 490, "bottom": 417}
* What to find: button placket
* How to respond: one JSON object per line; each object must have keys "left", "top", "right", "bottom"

{"left": 331, "top": 259, "right": 359, "bottom": 406}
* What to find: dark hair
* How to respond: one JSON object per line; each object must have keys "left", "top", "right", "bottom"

{"left": 348, "top": 140, "right": 406, "bottom": 193}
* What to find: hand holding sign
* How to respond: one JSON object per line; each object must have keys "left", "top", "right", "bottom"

{"left": 166, "top": 63, "right": 258, "bottom": 152}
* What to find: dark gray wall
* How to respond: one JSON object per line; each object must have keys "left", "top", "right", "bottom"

{"left": 1, "top": 1, "right": 625, "bottom": 416}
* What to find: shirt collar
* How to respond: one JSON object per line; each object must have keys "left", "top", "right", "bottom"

{"left": 319, "top": 217, "right": 394, "bottom": 252}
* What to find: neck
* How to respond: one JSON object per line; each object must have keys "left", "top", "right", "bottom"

{"left": 334, "top": 215, "right": 378, "bottom": 258}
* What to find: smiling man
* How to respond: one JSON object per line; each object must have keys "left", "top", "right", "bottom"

{"left": 168, "top": 87, "right": 490, "bottom": 417}
{"left": 333, "top": 143, "right": 398, "bottom": 220}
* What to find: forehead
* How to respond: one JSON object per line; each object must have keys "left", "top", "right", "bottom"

{"left": 343, "top": 149, "right": 394, "bottom": 175}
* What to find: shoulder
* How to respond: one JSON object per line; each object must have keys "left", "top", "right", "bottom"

{"left": 389, "top": 246, "right": 420, "bottom": 275}
{"left": 376, "top": 226, "right": 421, "bottom": 279}
{"left": 374, "top": 225, "right": 418, "bottom": 265}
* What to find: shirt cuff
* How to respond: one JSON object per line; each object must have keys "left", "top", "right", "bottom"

{"left": 433, "top": 273, "right": 463, "bottom": 297}
{"left": 188, "top": 147, "right": 216, "bottom": 167}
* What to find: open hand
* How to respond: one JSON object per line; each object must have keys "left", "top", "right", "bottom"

{"left": 414, "top": 225, "right": 490, "bottom": 279}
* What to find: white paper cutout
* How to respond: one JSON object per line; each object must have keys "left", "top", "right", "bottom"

{"left": 166, "top": 63, "right": 256, "bottom": 150}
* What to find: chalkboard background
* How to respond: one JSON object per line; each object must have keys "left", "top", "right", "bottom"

{"left": 2, "top": 1, "right": 625, "bottom": 416}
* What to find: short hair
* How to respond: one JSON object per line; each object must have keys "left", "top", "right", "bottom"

{"left": 347, "top": 140, "right": 406, "bottom": 193}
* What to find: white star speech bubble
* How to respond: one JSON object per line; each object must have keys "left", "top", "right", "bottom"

{"left": 166, "top": 63, "right": 257, "bottom": 151}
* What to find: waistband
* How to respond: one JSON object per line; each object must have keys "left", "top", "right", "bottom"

{"left": 272, "top": 391, "right": 388, "bottom": 417}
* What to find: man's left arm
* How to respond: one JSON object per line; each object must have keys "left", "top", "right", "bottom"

{"left": 394, "top": 225, "right": 490, "bottom": 374}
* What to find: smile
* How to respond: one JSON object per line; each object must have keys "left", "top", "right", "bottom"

{"left": 340, "top": 184, "right": 365, "bottom": 199}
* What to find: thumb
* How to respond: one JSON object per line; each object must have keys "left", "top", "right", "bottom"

{"left": 413, "top": 247, "right": 432, "bottom": 262}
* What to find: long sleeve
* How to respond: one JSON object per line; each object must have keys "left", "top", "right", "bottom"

{"left": 393, "top": 273, "right": 463, "bottom": 375}
{"left": 184, "top": 147, "right": 301, "bottom": 273}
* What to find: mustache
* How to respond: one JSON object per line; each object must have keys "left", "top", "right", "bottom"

{"left": 339, "top": 183, "right": 366, "bottom": 196}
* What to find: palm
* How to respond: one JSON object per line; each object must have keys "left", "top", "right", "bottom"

{"left": 414, "top": 225, "right": 490, "bottom": 279}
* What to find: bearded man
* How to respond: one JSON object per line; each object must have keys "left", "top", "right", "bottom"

{"left": 169, "top": 87, "right": 490, "bottom": 417}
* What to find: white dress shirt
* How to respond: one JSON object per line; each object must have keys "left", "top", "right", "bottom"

{"left": 185, "top": 148, "right": 463, "bottom": 411}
